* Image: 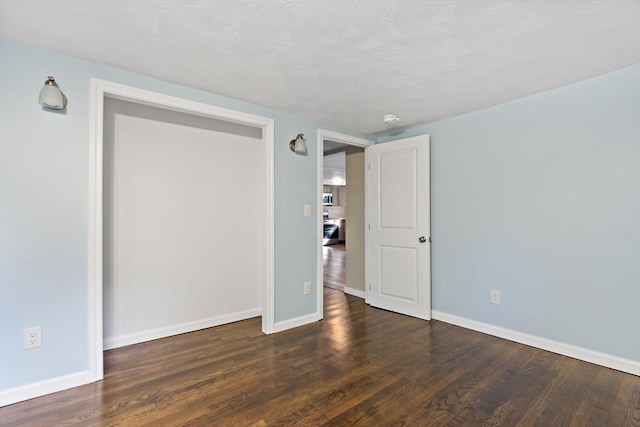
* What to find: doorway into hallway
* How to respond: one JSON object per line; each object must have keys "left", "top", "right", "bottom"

{"left": 316, "top": 129, "right": 373, "bottom": 318}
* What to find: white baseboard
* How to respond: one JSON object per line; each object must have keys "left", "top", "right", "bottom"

{"left": 104, "top": 307, "right": 262, "bottom": 350}
{"left": 274, "top": 312, "right": 321, "bottom": 333}
{"left": 344, "top": 286, "right": 365, "bottom": 299}
{"left": 431, "top": 310, "right": 640, "bottom": 376}
{"left": 1, "top": 370, "right": 91, "bottom": 407}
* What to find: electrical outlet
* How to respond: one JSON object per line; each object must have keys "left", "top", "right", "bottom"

{"left": 304, "top": 282, "right": 312, "bottom": 295}
{"left": 303, "top": 204, "right": 311, "bottom": 217}
{"left": 24, "top": 327, "right": 42, "bottom": 349}
{"left": 490, "top": 290, "right": 501, "bottom": 305}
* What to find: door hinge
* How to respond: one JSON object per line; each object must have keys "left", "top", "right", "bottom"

{"left": 429, "top": 236, "right": 432, "bottom": 243}
{"left": 368, "top": 163, "right": 371, "bottom": 171}
{"left": 369, "top": 283, "right": 371, "bottom": 290}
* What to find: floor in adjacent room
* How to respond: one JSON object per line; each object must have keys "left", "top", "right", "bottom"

{"left": 323, "top": 242, "right": 345, "bottom": 292}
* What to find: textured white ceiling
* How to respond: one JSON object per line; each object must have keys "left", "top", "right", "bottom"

{"left": 1, "top": 0, "right": 638, "bottom": 136}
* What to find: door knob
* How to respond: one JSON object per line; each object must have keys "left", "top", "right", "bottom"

{"left": 419, "top": 236, "right": 427, "bottom": 243}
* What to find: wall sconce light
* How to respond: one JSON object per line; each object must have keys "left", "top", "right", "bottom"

{"left": 38, "top": 76, "right": 67, "bottom": 110}
{"left": 289, "top": 133, "right": 307, "bottom": 154}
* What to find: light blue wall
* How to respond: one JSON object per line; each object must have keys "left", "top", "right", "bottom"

{"left": 380, "top": 64, "right": 640, "bottom": 361}
{"left": 0, "top": 39, "right": 366, "bottom": 390}
{"left": 2, "top": 38, "right": 638, "bottom": 395}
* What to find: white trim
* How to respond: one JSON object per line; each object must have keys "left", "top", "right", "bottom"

{"left": 262, "top": 119, "right": 276, "bottom": 334}
{"left": 344, "top": 286, "right": 366, "bottom": 299}
{"left": 432, "top": 310, "right": 640, "bottom": 376}
{"left": 274, "top": 312, "right": 322, "bottom": 333}
{"left": 89, "top": 79, "right": 276, "bottom": 386}
{"left": 364, "top": 146, "right": 372, "bottom": 304}
{"left": 104, "top": 308, "right": 262, "bottom": 350}
{"left": 88, "top": 79, "right": 104, "bottom": 382}
{"left": 317, "top": 129, "right": 374, "bottom": 321}
{"left": 318, "top": 130, "right": 374, "bottom": 148}
{"left": 316, "top": 132, "right": 323, "bottom": 320}
{"left": 1, "top": 371, "right": 91, "bottom": 407}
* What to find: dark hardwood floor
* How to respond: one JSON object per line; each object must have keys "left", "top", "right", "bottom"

{"left": 2, "top": 287, "right": 639, "bottom": 426}
{"left": 323, "top": 243, "right": 345, "bottom": 292}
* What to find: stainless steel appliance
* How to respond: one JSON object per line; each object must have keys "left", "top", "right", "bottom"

{"left": 323, "top": 219, "right": 340, "bottom": 245}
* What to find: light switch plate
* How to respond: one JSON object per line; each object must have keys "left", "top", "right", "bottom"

{"left": 303, "top": 204, "right": 311, "bottom": 217}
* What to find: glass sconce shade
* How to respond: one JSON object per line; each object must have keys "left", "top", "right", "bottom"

{"left": 39, "top": 76, "right": 67, "bottom": 110}
{"left": 289, "top": 133, "right": 307, "bottom": 154}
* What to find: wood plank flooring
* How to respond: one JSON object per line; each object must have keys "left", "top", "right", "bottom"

{"left": 1, "top": 288, "right": 639, "bottom": 426}
{"left": 323, "top": 243, "right": 345, "bottom": 292}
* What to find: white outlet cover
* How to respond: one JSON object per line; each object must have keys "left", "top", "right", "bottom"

{"left": 491, "top": 290, "right": 501, "bottom": 304}
{"left": 24, "top": 326, "right": 42, "bottom": 349}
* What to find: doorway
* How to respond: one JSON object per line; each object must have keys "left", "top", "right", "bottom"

{"left": 316, "top": 130, "right": 373, "bottom": 317}
{"left": 88, "top": 79, "right": 275, "bottom": 382}
{"left": 102, "top": 98, "right": 265, "bottom": 350}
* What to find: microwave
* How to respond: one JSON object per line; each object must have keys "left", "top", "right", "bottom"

{"left": 322, "top": 193, "right": 333, "bottom": 206}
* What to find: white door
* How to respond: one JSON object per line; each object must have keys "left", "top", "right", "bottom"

{"left": 365, "top": 134, "right": 431, "bottom": 320}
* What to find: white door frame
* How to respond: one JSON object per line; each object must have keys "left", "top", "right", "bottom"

{"left": 316, "top": 130, "right": 374, "bottom": 316}
{"left": 88, "top": 79, "right": 275, "bottom": 381}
